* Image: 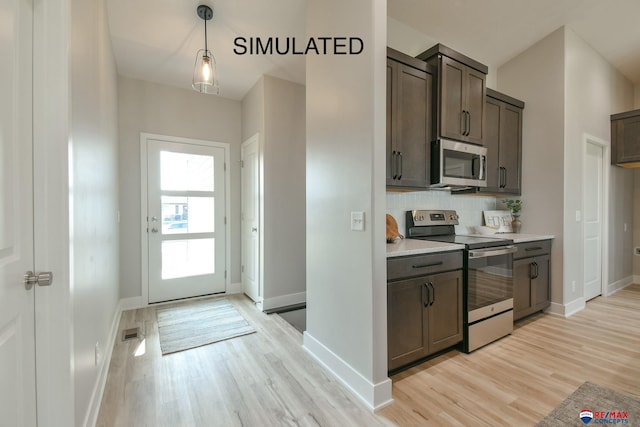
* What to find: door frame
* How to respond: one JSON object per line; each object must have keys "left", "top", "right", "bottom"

{"left": 140, "top": 133, "right": 231, "bottom": 305}
{"left": 582, "top": 133, "right": 609, "bottom": 298}
{"left": 240, "top": 133, "right": 264, "bottom": 305}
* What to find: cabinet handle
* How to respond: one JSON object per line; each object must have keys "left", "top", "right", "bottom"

{"left": 466, "top": 111, "right": 471, "bottom": 136}
{"left": 428, "top": 282, "right": 435, "bottom": 306}
{"left": 412, "top": 261, "right": 443, "bottom": 269}
{"left": 530, "top": 261, "right": 539, "bottom": 279}
{"left": 525, "top": 247, "right": 543, "bottom": 252}
{"left": 398, "top": 151, "right": 403, "bottom": 180}
{"left": 392, "top": 151, "right": 397, "bottom": 180}
{"left": 461, "top": 110, "right": 467, "bottom": 136}
{"left": 422, "top": 283, "right": 430, "bottom": 308}
{"left": 502, "top": 167, "right": 507, "bottom": 188}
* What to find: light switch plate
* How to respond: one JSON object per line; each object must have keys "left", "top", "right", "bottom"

{"left": 351, "top": 211, "right": 365, "bottom": 231}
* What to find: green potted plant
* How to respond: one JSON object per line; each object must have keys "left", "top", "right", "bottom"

{"left": 502, "top": 199, "right": 522, "bottom": 233}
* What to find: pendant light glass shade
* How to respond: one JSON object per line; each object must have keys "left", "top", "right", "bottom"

{"left": 192, "top": 48, "right": 219, "bottom": 95}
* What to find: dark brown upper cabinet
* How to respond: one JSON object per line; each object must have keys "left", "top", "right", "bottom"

{"left": 611, "top": 109, "right": 640, "bottom": 167}
{"left": 417, "top": 44, "right": 488, "bottom": 146}
{"left": 386, "top": 47, "right": 434, "bottom": 189}
{"left": 481, "top": 89, "right": 524, "bottom": 195}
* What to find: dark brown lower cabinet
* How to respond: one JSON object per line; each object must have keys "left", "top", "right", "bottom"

{"left": 514, "top": 250, "right": 551, "bottom": 321}
{"left": 387, "top": 269, "right": 463, "bottom": 371}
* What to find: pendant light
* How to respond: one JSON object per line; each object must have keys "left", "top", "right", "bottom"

{"left": 192, "top": 5, "right": 219, "bottom": 95}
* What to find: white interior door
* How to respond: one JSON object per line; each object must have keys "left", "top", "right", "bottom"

{"left": 0, "top": 0, "right": 37, "bottom": 424}
{"left": 241, "top": 134, "right": 261, "bottom": 302}
{"left": 146, "top": 138, "right": 227, "bottom": 303}
{"left": 584, "top": 140, "right": 604, "bottom": 300}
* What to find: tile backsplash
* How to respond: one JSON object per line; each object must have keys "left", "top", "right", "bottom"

{"left": 387, "top": 191, "right": 497, "bottom": 235}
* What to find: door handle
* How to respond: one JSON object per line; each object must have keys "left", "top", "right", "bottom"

{"left": 392, "top": 151, "right": 398, "bottom": 180}
{"left": 252, "top": 227, "right": 258, "bottom": 232}
{"left": 530, "top": 262, "right": 539, "bottom": 280}
{"left": 397, "top": 151, "right": 403, "bottom": 180}
{"left": 151, "top": 227, "right": 159, "bottom": 233}
{"left": 24, "top": 271, "right": 54, "bottom": 290}
{"left": 466, "top": 111, "right": 471, "bottom": 136}
{"left": 461, "top": 110, "right": 467, "bottom": 136}
{"left": 422, "top": 283, "right": 429, "bottom": 308}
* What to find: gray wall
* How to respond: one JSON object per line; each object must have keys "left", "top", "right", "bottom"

{"left": 240, "top": 75, "right": 306, "bottom": 309}
{"left": 118, "top": 77, "right": 242, "bottom": 299}
{"left": 70, "top": 0, "right": 120, "bottom": 422}
{"left": 305, "top": 0, "right": 390, "bottom": 409}
{"left": 498, "top": 28, "right": 566, "bottom": 304}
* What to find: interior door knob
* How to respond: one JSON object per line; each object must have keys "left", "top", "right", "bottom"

{"left": 24, "top": 271, "right": 54, "bottom": 290}
{"left": 151, "top": 227, "right": 159, "bottom": 233}
{"left": 251, "top": 227, "right": 257, "bottom": 232}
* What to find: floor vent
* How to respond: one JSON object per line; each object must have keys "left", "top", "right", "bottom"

{"left": 121, "top": 327, "right": 140, "bottom": 341}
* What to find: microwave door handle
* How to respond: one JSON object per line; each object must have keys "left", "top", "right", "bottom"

{"left": 479, "top": 155, "right": 486, "bottom": 181}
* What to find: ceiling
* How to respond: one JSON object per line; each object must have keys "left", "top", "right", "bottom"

{"left": 106, "top": 0, "right": 640, "bottom": 101}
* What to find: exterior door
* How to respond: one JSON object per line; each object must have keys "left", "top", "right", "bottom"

{"left": 583, "top": 140, "right": 604, "bottom": 300}
{"left": 0, "top": 0, "right": 37, "bottom": 423}
{"left": 146, "top": 138, "right": 227, "bottom": 303}
{"left": 241, "top": 134, "right": 261, "bottom": 302}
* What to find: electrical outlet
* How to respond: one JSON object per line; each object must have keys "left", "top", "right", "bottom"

{"left": 95, "top": 342, "right": 101, "bottom": 367}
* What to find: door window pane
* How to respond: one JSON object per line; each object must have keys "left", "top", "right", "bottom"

{"left": 162, "top": 238, "right": 215, "bottom": 279}
{"left": 161, "top": 196, "right": 214, "bottom": 235}
{"left": 160, "top": 151, "right": 214, "bottom": 192}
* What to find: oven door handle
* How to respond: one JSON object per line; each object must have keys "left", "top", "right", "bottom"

{"left": 468, "top": 245, "right": 518, "bottom": 259}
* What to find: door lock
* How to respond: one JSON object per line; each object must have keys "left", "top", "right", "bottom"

{"left": 151, "top": 227, "right": 159, "bottom": 233}
{"left": 24, "top": 271, "right": 54, "bottom": 290}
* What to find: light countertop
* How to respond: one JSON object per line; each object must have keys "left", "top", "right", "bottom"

{"left": 466, "top": 233, "right": 554, "bottom": 243}
{"left": 386, "top": 239, "right": 464, "bottom": 258}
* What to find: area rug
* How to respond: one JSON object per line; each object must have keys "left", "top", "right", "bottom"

{"left": 156, "top": 298, "right": 255, "bottom": 355}
{"left": 536, "top": 382, "right": 640, "bottom": 426}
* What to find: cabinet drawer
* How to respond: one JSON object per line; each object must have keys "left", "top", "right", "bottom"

{"left": 388, "top": 251, "right": 463, "bottom": 281}
{"left": 514, "top": 240, "right": 551, "bottom": 259}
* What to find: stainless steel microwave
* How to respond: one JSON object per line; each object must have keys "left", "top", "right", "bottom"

{"left": 430, "top": 139, "right": 487, "bottom": 189}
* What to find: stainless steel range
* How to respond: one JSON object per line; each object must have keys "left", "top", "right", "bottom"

{"left": 406, "top": 209, "right": 517, "bottom": 352}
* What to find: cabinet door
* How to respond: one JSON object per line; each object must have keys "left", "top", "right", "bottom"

{"left": 387, "top": 277, "right": 428, "bottom": 370}
{"left": 500, "top": 104, "right": 522, "bottom": 194}
{"left": 513, "top": 258, "right": 533, "bottom": 321}
{"left": 483, "top": 96, "right": 502, "bottom": 192}
{"left": 386, "top": 59, "right": 397, "bottom": 185}
{"left": 464, "top": 67, "right": 486, "bottom": 145}
{"left": 396, "top": 64, "right": 431, "bottom": 188}
{"left": 614, "top": 115, "right": 640, "bottom": 165}
{"left": 427, "top": 270, "right": 463, "bottom": 354}
{"left": 440, "top": 56, "right": 466, "bottom": 142}
{"left": 532, "top": 255, "right": 550, "bottom": 312}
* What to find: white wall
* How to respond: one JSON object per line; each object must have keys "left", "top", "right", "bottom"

{"left": 240, "top": 75, "right": 306, "bottom": 309}
{"left": 117, "top": 77, "right": 242, "bottom": 299}
{"left": 305, "top": 0, "right": 391, "bottom": 410}
{"left": 70, "top": 0, "right": 120, "bottom": 423}
{"left": 498, "top": 28, "right": 566, "bottom": 305}
{"left": 564, "top": 28, "right": 634, "bottom": 298}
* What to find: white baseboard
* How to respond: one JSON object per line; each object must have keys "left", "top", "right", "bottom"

{"left": 262, "top": 291, "right": 306, "bottom": 311}
{"left": 119, "top": 296, "right": 143, "bottom": 311}
{"left": 84, "top": 298, "right": 125, "bottom": 427}
{"left": 546, "top": 298, "right": 585, "bottom": 318}
{"left": 302, "top": 332, "right": 393, "bottom": 411}
{"left": 607, "top": 276, "right": 633, "bottom": 296}
{"left": 227, "top": 282, "right": 242, "bottom": 294}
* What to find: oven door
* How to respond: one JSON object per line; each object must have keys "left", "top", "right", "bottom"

{"left": 467, "top": 245, "right": 517, "bottom": 323}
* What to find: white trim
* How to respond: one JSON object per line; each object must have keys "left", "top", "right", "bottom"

{"left": 302, "top": 332, "right": 394, "bottom": 411}
{"left": 634, "top": 275, "right": 640, "bottom": 285}
{"left": 261, "top": 292, "right": 307, "bottom": 311}
{"left": 546, "top": 298, "right": 586, "bottom": 317}
{"left": 119, "top": 296, "right": 144, "bottom": 311}
{"left": 582, "top": 133, "right": 610, "bottom": 298}
{"left": 607, "top": 276, "right": 633, "bottom": 296}
{"left": 227, "top": 282, "right": 242, "bottom": 295}
{"left": 83, "top": 299, "right": 124, "bottom": 427}
{"left": 139, "top": 133, "right": 231, "bottom": 306}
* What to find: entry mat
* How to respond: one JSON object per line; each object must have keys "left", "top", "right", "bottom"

{"left": 156, "top": 298, "right": 256, "bottom": 355}
{"left": 536, "top": 381, "right": 639, "bottom": 426}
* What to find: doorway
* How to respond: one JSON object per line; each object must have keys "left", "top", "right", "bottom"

{"left": 583, "top": 134, "right": 609, "bottom": 301}
{"left": 141, "top": 134, "right": 230, "bottom": 304}
{"left": 241, "top": 133, "right": 262, "bottom": 303}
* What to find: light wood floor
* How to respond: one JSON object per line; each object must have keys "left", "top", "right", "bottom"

{"left": 379, "top": 284, "right": 640, "bottom": 426}
{"left": 96, "top": 294, "right": 394, "bottom": 427}
{"left": 97, "top": 285, "right": 640, "bottom": 426}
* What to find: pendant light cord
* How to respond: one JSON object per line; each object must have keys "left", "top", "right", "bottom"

{"left": 204, "top": 17, "right": 208, "bottom": 53}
